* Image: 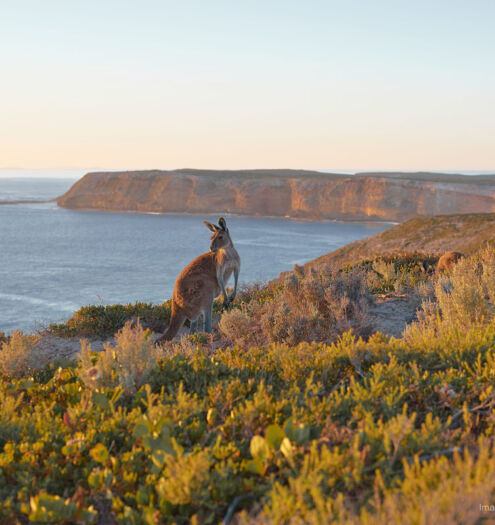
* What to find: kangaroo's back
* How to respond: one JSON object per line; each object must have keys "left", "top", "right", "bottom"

{"left": 172, "top": 251, "right": 220, "bottom": 311}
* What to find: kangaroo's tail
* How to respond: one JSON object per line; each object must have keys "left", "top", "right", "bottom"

{"left": 157, "top": 303, "right": 186, "bottom": 343}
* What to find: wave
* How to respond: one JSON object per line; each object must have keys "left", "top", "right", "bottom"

{"left": 0, "top": 293, "right": 77, "bottom": 312}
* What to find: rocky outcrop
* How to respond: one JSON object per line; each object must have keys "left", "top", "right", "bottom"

{"left": 57, "top": 169, "right": 495, "bottom": 222}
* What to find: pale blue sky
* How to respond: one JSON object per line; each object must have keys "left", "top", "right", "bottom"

{"left": 1, "top": 0, "right": 494, "bottom": 171}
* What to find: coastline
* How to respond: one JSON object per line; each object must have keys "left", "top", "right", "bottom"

{"left": 0, "top": 199, "right": 55, "bottom": 205}
{"left": 51, "top": 203, "right": 400, "bottom": 225}
{"left": 0, "top": 197, "right": 399, "bottom": 225}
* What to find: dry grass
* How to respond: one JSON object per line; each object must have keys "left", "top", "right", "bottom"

{"left": 78, "top": 320, "right": 159, "bottom": 392}
{"left": 0, "top": 330, "right": 46, "bottom": 378}
{"left": 404, "top": 245, "right": 495, "bottom": 344}
{"left": 219, "top": 264, "right": 373, "bottom": 347}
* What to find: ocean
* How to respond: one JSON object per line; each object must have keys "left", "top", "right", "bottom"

{"left": 0, "top": 176, "right": 391, "bottom": 333}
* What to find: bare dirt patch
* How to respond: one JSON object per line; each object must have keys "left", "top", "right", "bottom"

{"left": 34, "top": 331, "right": 168, "bottom": 362}
{"left": 368, "top": 293, "right": 419, "bottom": 338}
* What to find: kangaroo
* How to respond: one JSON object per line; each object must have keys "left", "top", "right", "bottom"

{"left": 436, "top": 251, "right": 464, "bottom": 273}
{"left": 157, "top": 217, "right": 240, "bottom": 342}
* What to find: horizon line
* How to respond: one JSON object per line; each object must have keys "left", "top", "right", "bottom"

{"left": 1, "top": 167, "right": 495, "bottom": 174}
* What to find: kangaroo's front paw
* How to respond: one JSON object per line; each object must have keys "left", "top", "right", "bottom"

{"left": 222, "top": 298, "right": 231, "bottom": 309}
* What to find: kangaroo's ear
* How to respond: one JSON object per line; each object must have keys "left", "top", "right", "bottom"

{"left": 218, "top": 217, "right": 228, "bottom": 232}
{"left": 204, "top": 221, "right": 219, "bottom": 232}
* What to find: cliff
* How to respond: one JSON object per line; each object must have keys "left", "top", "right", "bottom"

{"left": 57, "top": 169, "right": 495, "bottom": 222}
{"left": 304, "top": 212, "right": 495, "bottom": 269}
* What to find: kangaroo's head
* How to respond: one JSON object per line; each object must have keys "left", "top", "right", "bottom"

{"left": 204, "top": 217, "right": 232, "bottom": 252}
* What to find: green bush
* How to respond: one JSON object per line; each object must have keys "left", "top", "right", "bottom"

{"left": 405, "top": 246, "right": 495, "bottom": 345}
{"left": 2, "top": 249, "right": 495, "bottom": 523}
{"left": 345, "top": 252, "right": 438, "bottom": 294}
{"left": 49, "top": 301, "right": 172, "bottom": 338}
{"left": 0, "top": 320, "right": 494, "bottom": 523}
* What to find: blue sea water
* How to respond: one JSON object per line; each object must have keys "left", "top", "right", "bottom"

{"left": 0, "top": 177, "right": 391, "bottom": 333}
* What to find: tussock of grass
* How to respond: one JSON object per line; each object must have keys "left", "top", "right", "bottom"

{"left": 0, "top": 330, "right": 46, "bottom": 378}
{"left": 78, "top": 320, "right": 160, "bottom": 393}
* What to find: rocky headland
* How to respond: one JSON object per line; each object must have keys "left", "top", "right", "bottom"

{"left": 57, "top": 169, "right": 495, "bottom": 222}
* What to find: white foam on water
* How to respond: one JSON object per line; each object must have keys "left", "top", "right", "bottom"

{"left": 0, "top": 293, "right": 78, "bottom": 312}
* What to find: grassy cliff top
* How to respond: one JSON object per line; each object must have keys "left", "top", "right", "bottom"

{"left": 355, "top": 171, "right": 495, "bottom": 184}
{"left": 78, "top": 168, "right": 349, "bottom": 180}
{"left": 306, "top": 212, "right": 495, "bottom": 269}
{"left": 77, "top": 169, "right": 495, "bottom": 183}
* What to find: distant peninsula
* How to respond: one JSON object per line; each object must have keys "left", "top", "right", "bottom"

{"left": 57, "top": 169, "right": 495, "bottom": 222}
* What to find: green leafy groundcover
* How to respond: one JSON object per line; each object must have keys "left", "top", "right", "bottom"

{"left": 1, "top": 327, "right": 495, "bottom": 524}
{"left": 49, "top": 302, "right": 173, "bottom": 339}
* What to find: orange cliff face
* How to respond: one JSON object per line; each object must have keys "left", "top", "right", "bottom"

{"left": 56, "top": 169, "right": 495, "bottom": 222}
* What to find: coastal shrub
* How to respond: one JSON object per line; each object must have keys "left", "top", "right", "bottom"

{"left": 324, "top": 266, "right": 372, "bottom": 334}
{"left": 78, "top": 320, "right": 159, "bottom": 392}
{"left": 3, "top": 250, "right": 495, "bottom": 522}
{"left": 371, "top": 259, "right": 397, "bottom": 291}
{"left": 344, "top": 253, "right": 437, "bottom": 294}
{"left": 358, "top": 439, "right": 495, "bottom": 525}
{"left": 1, "top": 323, "right": 495, "bottom": 523}
{"left": 474, "top": 244, "right": 495, "bottom": 302}
{"left": 0, "top": 330, "right": 45, "bottom": 378}
{"left": 221, "top": 265, "right": 372, "bottom": 346}
{"left": 335, "top": 254, "right": 436, "bottom": 317}
{"left": 405, "top": 247, "right": 495, "bottom": 344}
{"left": 49, "top": 301, "right": 172, "bottom": 338}
{"left": 218, "top": 308, "right": 259, "bottom": 347}
{"left": 0, "top": 388, "right": 24, "bottom": 447}
{"left": 160, "top": 332, "right": 213, "bottom": 358}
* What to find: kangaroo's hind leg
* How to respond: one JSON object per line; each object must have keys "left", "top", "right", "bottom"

{"left": 198, "top": 311, "right": 206, "bottom": 332}
{"left": 205, "top": 304, "right": 213, "bottom": 333}
{"left": 189, "top": 317, "right": 198, "bottom": 334}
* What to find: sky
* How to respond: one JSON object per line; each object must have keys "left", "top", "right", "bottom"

{"left": 1, "top": 0, "right": 494, "bottom": 173}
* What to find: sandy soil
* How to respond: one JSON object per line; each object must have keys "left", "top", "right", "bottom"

{"left": 33, "top": 331, "right": 166, "bottom": 362}
{"left": 368, "top": 293, "right": 419, "bottom": 338}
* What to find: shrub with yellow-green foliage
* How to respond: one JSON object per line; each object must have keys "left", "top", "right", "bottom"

{"left": 48, "top": 298, "right": 226, "bottom": 340}
{"left": 3, "top": 249, "right": 495, "bottom": 523}
{"left": 405, "top": 245, "right": 495, "bottom": 345}
{"left": 49, "top": 301, "right": 172, "bottom": 338}
{"left": 1, "top": 315, "right": 495, "bottom": 523}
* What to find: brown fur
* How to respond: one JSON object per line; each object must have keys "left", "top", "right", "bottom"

{"left": 157, "top": 218, "right": 240, "bottom": 342}
{"left": 437, "top": 251, "right": 464, "bottom": 272}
